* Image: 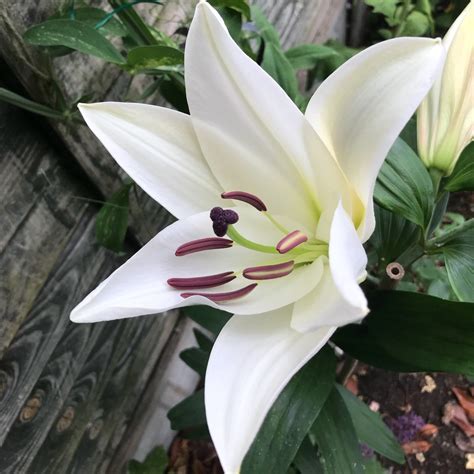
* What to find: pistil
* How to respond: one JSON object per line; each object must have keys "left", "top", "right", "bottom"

{"left": 181, "top": 283, "right": 258, "bottom": 302}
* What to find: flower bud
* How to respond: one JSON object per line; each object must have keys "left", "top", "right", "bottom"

{"left": 417, "top": 1, "right": 474, "bottom": 175}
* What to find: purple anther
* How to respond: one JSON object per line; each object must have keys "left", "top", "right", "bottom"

{"left": 210, "top": 207, "right": 224, "bottom": 221}
{"left": 276, "top": 230, "right": 308, "bottom": 254}
{"left": 243, "top": 261, "right": 294, "bottom": 280}
{"left": 181, "top": 283, "right": 258, "bottom": 302}
{"left": 213, "top": 219, "right": 228, "bottom": 237}
{"left": 175, "top": 237, "right": 233, "bottom": 256}
{"left": 210, "top": 206, "right": 240, "bottom": 237}
{"left": 221, "top": 191, "right": 267, "bottom": 212}
{"left": 168, "top": 271, "right": 235, "bottom": 289}
{"left": 223, "top": 209, "right": 239, "bottom": 224}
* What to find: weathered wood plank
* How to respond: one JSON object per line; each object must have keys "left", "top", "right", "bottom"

{"left": 255, "top": 0, "right": 346, "bottom": 47}
{"left": 107, "top": 317, "right": 201, "bottom": 470}
{"left": 0, "top": 0, "right": 186, "bottom": 247}
{"left": 0, "top": 102, "right": 91, "bottom": 357}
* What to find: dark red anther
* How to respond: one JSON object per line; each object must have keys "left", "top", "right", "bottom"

{"left": 221, "top": 191, "right": 267, "bottom": 212}
{"left": 175, "top": 237, "right": 233, "bottom": 256}
{"left": 168, "top": 271, "right": 235, "bottom": 289}
{"left": 181, "top": 283, "right": 258, "bottom": 302}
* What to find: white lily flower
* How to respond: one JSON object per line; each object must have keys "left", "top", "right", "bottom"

{"left": 417, "top": 1, "right": 474, "bottom": 175}
{"left": 71, "top": 2, "right": 444, "bottom": 471}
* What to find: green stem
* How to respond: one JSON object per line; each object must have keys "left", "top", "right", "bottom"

{"left": 226, "top": 226, "right": 280, "bottom": 254}
{"left": 108, "top": 0, "right": 158, "bottom": 45}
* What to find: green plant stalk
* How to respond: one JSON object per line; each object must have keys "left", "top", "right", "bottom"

{"left": 0, "top": 87, "right": 81, "bottom": 122}
{"left": 108, "top": 0, "right": 157, "bottom": 45}
{"left": 394, "top": 0, "right": 412, "bottom": 37}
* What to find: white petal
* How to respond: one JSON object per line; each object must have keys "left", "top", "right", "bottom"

{"left": 185, "top": 3, "right": 349, "bottom": 229}
{"left": 78, "top": 102, "right": 222, "bottom": 219}
{"left": 329, "top": 202, "right": 368, "bottom": 309}
{"left": 292, "top": 202, "right": 369, "bottom": 331}
{"left": 205, "top": 307, "right": 336, "bottom": 473}
{"left": 70, "top": 208, "right": 324, "bottom": 323}
{"left": 306, "top": 37, "right": 445, "bottom": 241}
{"left": 291, "top": 265, "right": 367, "bottom": 331}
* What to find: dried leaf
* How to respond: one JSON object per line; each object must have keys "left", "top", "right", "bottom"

{"left": 453, "top": 387, "right": 474, "bottom": 420}
{"left": 417, "top": 424, "right": 438, "bottom": 439}
{"left": 442, "top": 402, "right": 474, "bottom": 437}
{"left": 402, "top": 440, "right": 432, "bottom": 454}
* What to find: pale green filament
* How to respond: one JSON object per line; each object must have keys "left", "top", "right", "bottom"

{"left": 263, "top": 212, "right": 289, "bottom": 234}
{"left": 226, "top": 225, "right": 280, "bottom": 254}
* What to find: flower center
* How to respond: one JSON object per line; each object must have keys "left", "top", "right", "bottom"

{"left": 168, "top": 191, "right": 328, "bottom": 302}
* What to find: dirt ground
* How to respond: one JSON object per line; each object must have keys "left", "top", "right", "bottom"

{"left": 356, "top": 366, "right": 473, "bottom": 473}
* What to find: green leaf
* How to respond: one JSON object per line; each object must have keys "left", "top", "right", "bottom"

{"left": 159, "top": 76, "right": 188, "bottom": 114}
{"left": 24, "top": 19, "right": 126, "bottom": 64}
{"left": 209, "top": 0, "right": 251, "bottom": 19}
{"left": 361, "top": 458, "right": 386, "bottom": 474}
{"left": 311, "top": 387, "right": 365, "bottom": 474}
{"left": 443, "top": 142, "right": 474, "bottom": 192}
{"left": 336, "top": 385, "right": 405, "bottom": 464}
{"left": 370, "top": 204, "right": 420, "bottom": 265}
{"left": 127, "top": 45, "right": 184, "bottom": 74}
{"left": 251, "top": 5, "right": 281, "bottom": 46}
{"left": 400, "top": 11, "right": 430, "bottom": 36}
{"left": 365, "top": 0, "right": 400, "bottom": 20}
{"left": 374, "top": 138, "right": 434, "bottom": 228}
{"left": 293, "top": 437, "right": 324, "bottom": 474}
{"left": 193, "top": 328, "right": 213, "bottom": 352}
{"left": 285, "top": 44, "right": 337, "bottom": 70}
{"left": 167, "top": 390, "right": 206, "bottom": 431}
{"left": 95, "top": 182, "right": 133, "bottom": 252}
{"left": 242, "top": 346, "right": 336, "bottom": 474}
{"left": 179, "top": 348, "right": 209, "bottom": 377}
{"left": 127, "top": 446, "right": 168, "bottom": 474}
{"left": 261, "top": 42, "right": 299, "bottom": 101}
{"left": 184, "top": 306, "right": 231, "bottom": 335}
{"left": 334, "top": 291, "right": 474, "bottom": 376}
{"left": 435, "top": 220, "right": 474, "bottom": 302}
{"left": 52, "top": 7, "right": 128, "bottom": 37}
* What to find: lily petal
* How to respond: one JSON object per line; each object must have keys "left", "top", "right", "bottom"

{"left": 292, "top": 203, "right": 368, "bottom": 331}
{"left": 78, "top": 102, "right": 222, "bottom": 219}
{"left": 205, "top": 307, "right": 336, "bottom": 473}
{"left": 291, "top": 265, "right": 367, "bottom": 331}
{"left": 185, "top": 2, "right": 348, "bottom": 228}
{"left": 70, "top": 208, "right": 324, "bottom": 323}
{"left": 305, "top": 37, "right": 445, "bottom": 241}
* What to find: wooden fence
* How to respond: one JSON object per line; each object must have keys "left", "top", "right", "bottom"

{"left": 0, "top": 1, "right": 345, "bottom": 472}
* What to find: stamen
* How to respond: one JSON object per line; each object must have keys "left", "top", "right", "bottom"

{"left": 181, "top": 283, "right": 258, "bottom": 302}
{"left": 175, "top": 237, "right": 233, "bottom": 256}
{"left": 221, "top": 191, "right": 267, "bottom": 212}
{"left": 243, "top": 261, "right": 294, "bottom": 280}
{"left": 276, "top": 230, "right": 308, "bottom": 254}
{"left": 168, "top": 271, "right": 235, "bottom": 289}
